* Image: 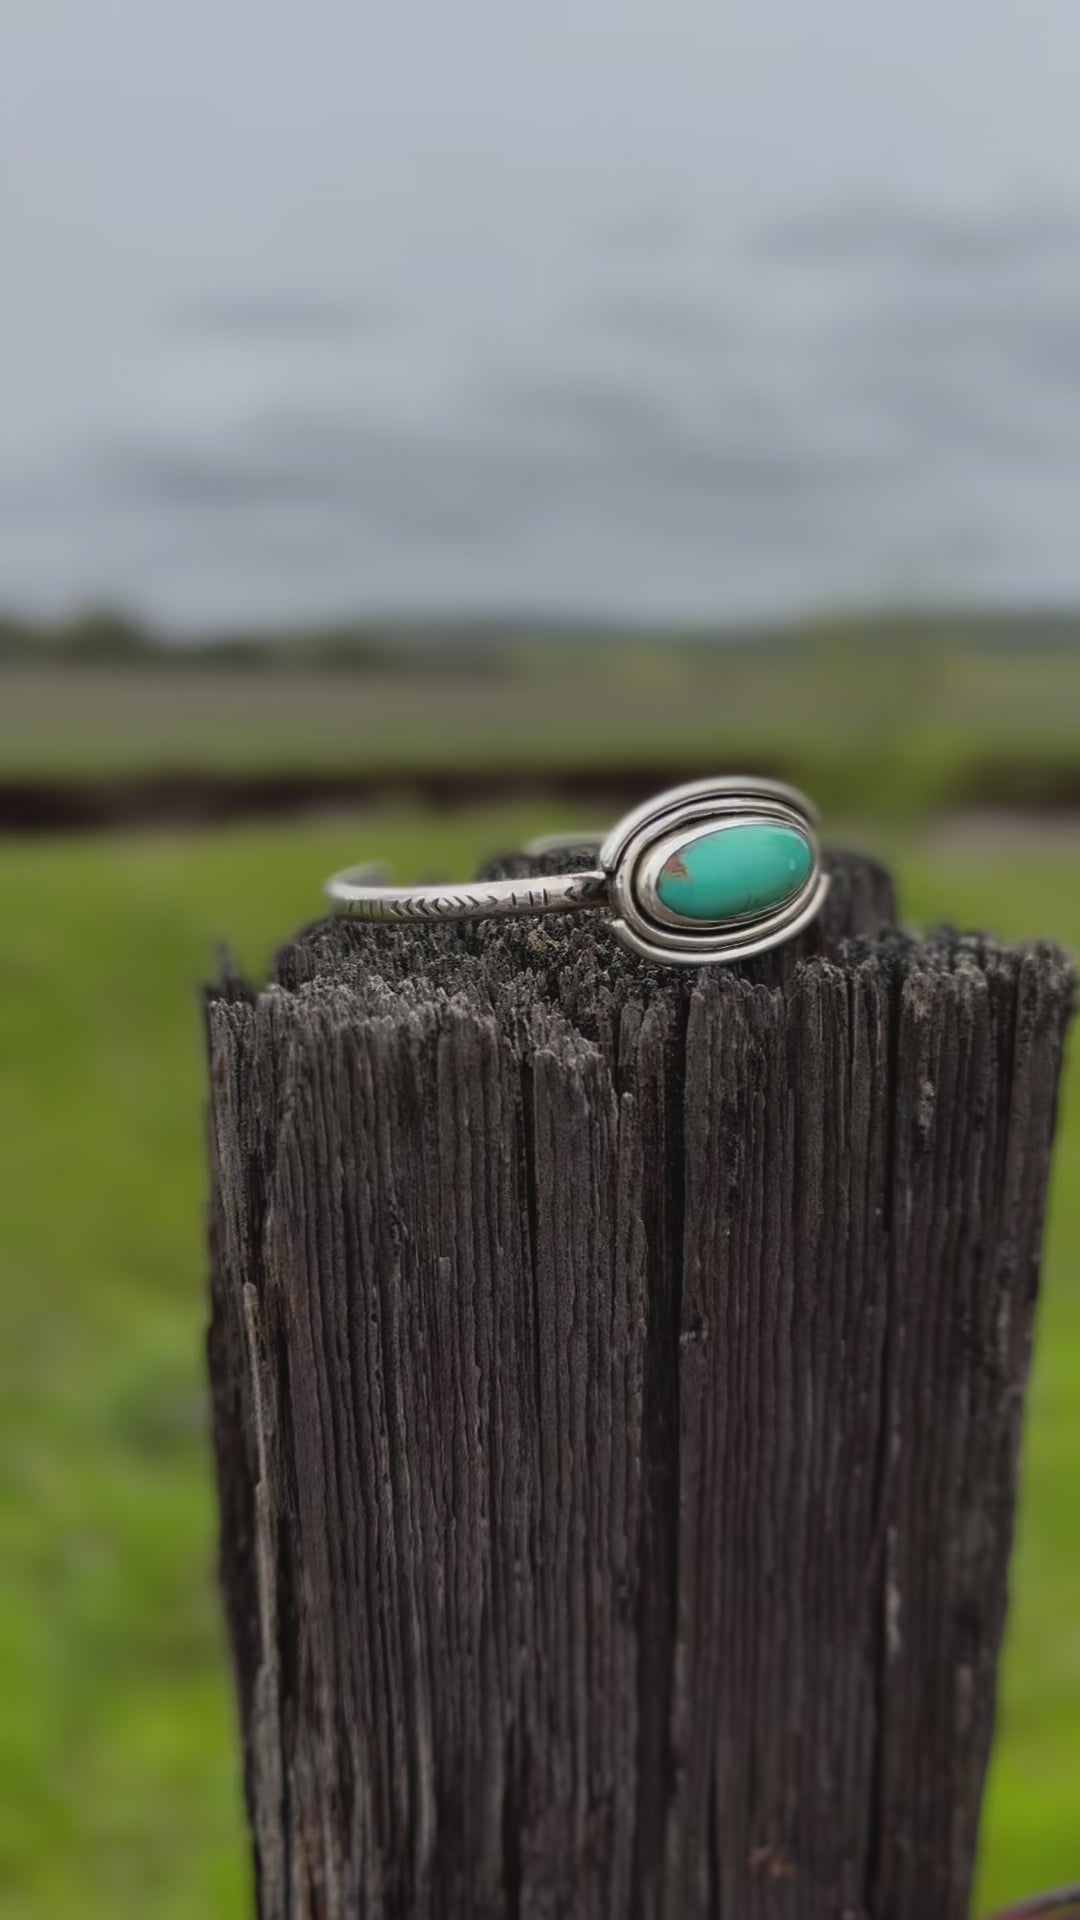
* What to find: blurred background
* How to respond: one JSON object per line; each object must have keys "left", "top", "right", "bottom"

{"left": 1, "top": 4, "right": 1078, "bottom": 1915}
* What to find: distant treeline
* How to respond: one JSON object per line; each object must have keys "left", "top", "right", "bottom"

{"left": 0, "top": 608, "right": 522, "bottom": 673}
{"left": 3, "top": 603, "right": 1080, "bottom": 668}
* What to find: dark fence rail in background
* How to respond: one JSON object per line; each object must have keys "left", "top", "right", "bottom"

{"left": 4, "top": 759, "right": 1080, "bottom": 833}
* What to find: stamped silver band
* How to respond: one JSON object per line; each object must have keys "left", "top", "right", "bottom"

{"left": 324, "top": 866, "right": 609, "bottom": 924}
{"left": 324, "top": 776, "right": 828, "bottom": 966}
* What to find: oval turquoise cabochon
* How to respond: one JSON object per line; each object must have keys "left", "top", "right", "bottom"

{"left": 655, "top": 822, "right": 813, "bottom": 924}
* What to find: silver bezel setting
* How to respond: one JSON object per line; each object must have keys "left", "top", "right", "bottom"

{"left": 600, "top": 776, "right": 828, "bottom": 966}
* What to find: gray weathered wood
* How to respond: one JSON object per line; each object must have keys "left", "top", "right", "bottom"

{"left": 206, "top": 847, "right": 1071, "bottom": 1920}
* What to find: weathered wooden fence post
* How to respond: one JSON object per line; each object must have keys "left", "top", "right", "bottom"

{"left": 206, "top": 846, "right": 1071, "bottom": 1920}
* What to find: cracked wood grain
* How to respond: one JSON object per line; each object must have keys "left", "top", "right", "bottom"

{"left": 205, "top": 847, "right": 1072, "bottom": 1920}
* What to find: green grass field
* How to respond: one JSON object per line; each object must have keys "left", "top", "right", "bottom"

{"left": 0, "top": 810, "right": 1076, "bottom": 1917}
{"left": 4, "top": 643, "right": 1080, "bottom": 822}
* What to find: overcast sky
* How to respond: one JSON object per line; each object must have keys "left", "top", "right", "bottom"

{"left": 5, "top": 0, "right": 1080, "bottom": 626}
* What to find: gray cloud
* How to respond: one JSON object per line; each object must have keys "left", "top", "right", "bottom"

{"left": 101, "top": 409, "right": 566, "bottom": 541}
{"left": 753, "top": 197, "right": 1080, "bottom": 274}
{"left": 576, "top": 285, "right": 732, "bottom": 352}
{"left": 492, "top": 367, "right": 900, "bottom": 511}
{"left": 21, "top": 204, "right": 1080, "bottom": 625}
{"left": 823, "top": 270, "right": 1080, "bottom": 467}
{"left": 9, "top": 0, "right": 1080, "bottom": 620}
{"left": 165, "top": 292, "right": 385, "bottom": 343}
{"left": 94, "top": 346, "right": 913, "bottom": 585}
{"left": 597, "top": 210, "right": 685, "bottom": 258}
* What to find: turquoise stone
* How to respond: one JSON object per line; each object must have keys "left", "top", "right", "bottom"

{"left": 655, "top": 822, "right": 812, "bottom": 923}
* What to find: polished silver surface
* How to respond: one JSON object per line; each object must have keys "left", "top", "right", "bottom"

{"left": 324, "top": 776, "right": 827, "bottom": 965}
